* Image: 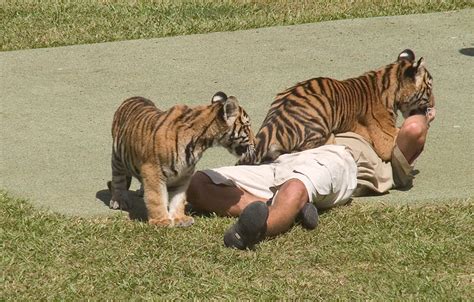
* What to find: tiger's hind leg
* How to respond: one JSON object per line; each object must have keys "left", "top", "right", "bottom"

{"left": 324, "top": 133, "right": 337, "bottom": 145}
{"left": 370, "top": 125, "right": 398, "bottom": 162}
{"left": 260, "top": 134, "right": 328, "bottom": 162}
{"left": 141, "top": 163, "right": 172, "bottom": 227}
{"left": 169, "top": 183, "right": 194, "bottom": 227}
{"left": 298, "top": 131, "right": 329, "bottom": 152}
{"left": 366, "top": 102, "right": 399, "bottom": 162}
{"left": 261, "top": 143, "right": 285, "bottom": 163}
{"left": 108, "top": 154, "right": 132, "bottom": 210}
{"left": 107, "top": 176, "right": 131, "bottom": 192}
{"left": 109, "top": 172, "right": 132, "bottom": 210}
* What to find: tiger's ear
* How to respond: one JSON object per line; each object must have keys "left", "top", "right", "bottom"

{"left": 212, "top": 91, "right": 228, "bottom": 103}
{"left": 414, "top": 57, "right": 425, "bottom": 71}
{"left": 404, "top": 56, "right": 426, "bottom": 81}
{"left": 414, "top": 57, "right": 427, "bottom": 87}
{"left": 398, "top": 49, "right": 415, "bottom": 62}
{"left": 221, "top": 96, "right": 239, "bottom": 126}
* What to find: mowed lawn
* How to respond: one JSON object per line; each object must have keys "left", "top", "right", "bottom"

{"left": 1, "top": 192, "right": 473, "bottom": 300}
{"left": 1, "top": 0, "right": 473, "bottom": 300}
{"left": 1, "top": 0, "right": 472, "bottom": 51}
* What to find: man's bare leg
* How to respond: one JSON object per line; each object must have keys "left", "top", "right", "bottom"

{"left": 266, "top": 179, "right": 309, "bottom": 236}
{"left": 221, "top": 179, "right": 312, "bottom": 249}
{"left": 220, "top": 178, "right": 313, "bottom": 249}
{"left": 188, "top": 173, "right": 311, "bottom": 229}
{"left": 187, "top": 173, "right": 313, "bottom": 249}
{"left": 187, "top": 171, "right": 266, "bottom": 217}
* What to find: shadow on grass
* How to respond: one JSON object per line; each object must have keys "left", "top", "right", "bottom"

{"left": 95, "top": 188, "right": 213, "bottom": 221}
{"left": 95, "top": 189, "right": 148, "bottom": 221}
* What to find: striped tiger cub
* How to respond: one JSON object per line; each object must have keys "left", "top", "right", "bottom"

{"left": 239, "top": 49, "right": 434, "bottom": 165}
{"left": 108, "top": 92, "right": 255, "bottom": 227}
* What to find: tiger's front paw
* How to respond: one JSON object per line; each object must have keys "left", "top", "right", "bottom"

{"left": 148, "top": 218, "right": 173, "bottom": 227}
{"left": 173, "top": 215, "right": 195, "bottom": 227}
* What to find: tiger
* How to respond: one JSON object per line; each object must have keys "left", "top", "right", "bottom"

{"left": 108, "top": 91, "right": 255, "bottom": 227}
{"left": 238, "top": 49, "right": 434, "bottom": 165}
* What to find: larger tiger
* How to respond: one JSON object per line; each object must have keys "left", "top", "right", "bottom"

{"left": 239, "top": 49, "right": 434, "bottom": 165}
{"left": 108, "top": 92, "right": 255, "bottom": 227}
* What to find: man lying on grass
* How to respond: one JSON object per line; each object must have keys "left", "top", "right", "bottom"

{"left": 186, "top": 110, "right": 436, "bottom": 250}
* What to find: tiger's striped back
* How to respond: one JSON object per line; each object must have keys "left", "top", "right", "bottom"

{"left": 111, "top": 92, "right": 254, "bottom": 183}
{"left": 239, "top": 49, "right": 434, "bottom": 164}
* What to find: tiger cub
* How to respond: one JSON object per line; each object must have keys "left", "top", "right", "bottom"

{"left": 108, "top": 92, "right": 255, "bottom": 227}
{"left": 239, "top": 49, "right": 434, "bottom": 165}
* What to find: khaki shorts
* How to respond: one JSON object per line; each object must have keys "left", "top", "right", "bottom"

{"left": 201, "top": 145, "right": 358, "bottom": 210}
{"left": 334, "top": 132, "right": 415, "bottom": 196}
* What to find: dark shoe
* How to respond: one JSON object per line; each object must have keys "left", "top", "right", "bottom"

{"left": 297, "top": 202, "right": 319, "bottom": 230}
{"left": 224, "top": 201, "right": 269, "bottom": 250}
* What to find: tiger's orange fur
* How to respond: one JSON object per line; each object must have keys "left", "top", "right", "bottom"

{"left": 239, "top": 49, "right": 434, "bottom": 165}
{"left": 109, "top": 92, "right": 255, "bottom": 227}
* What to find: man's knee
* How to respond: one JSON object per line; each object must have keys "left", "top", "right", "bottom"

{"left": 277, "top": 178, "right": 309, "bottom": 210}
{"left": 399, "top": 117, "right": 428, "bottom": 146}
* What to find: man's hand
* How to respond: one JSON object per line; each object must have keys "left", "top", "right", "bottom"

{"left": 426, "top": 107, "right": 436, "bottom": 126}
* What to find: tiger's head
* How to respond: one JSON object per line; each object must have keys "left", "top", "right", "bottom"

{"left": 394, "top": 49, "right": 435, "bottom": 118}
{"left": 212, "top": 91, "right": 256, "bottom": 161}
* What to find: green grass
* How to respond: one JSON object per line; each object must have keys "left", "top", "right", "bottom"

{"left": 1, "top": 192, "right": 473, "bottom": 300}
{"left": 1, "top": 0, "right": 472, "bottom": 51}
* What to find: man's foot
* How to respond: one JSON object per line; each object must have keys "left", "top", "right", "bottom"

{"left": 297, "top": 202, "right": 319, "bottom": 230}
{"left": 223, "top": 201, "right": 269, "bottom": 250}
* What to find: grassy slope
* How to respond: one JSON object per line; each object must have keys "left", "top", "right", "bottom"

{"left": 1, "top": 192, "right": 472, "bottom": 300}
{"left": 1, "top": 0, "right": 472, "bottom": 51}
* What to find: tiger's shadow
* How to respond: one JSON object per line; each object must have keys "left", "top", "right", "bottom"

{"left": 95, "top": 189, "right": 211, "bottom": 222}
{"left": 95, "top": 189, "right": 148, "bottom": 221}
